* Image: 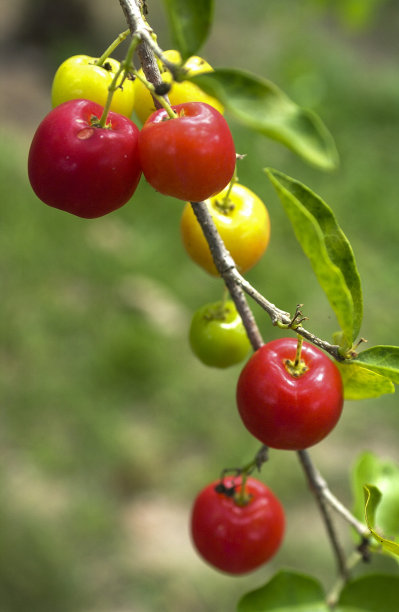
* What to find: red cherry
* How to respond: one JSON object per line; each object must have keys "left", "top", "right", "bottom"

{"left": 236, "top": 337, "right": 343, "bottom": 450}
{"left": 28, "top": 99, "right": 142, "bottom": 218}
{"left": 138, "top": 101, "right": 236, "bottom": 202}
{"left": 191, "top": 476, "right": 285, "bottom": 575}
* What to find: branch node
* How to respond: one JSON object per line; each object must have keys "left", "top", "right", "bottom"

{"left": 357, "top": 537, "right": 372, "bottom": 563}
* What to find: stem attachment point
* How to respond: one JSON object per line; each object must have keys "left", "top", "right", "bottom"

{"left": 285, "top": 335, "right": 309, "bottom": 378}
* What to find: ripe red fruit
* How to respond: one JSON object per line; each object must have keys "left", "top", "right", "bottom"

{"left": 28, "top": 99, "right": 142, "bottom": 218}
{"left": 191, "top": 476, "right": 285, "bottom": 575}
{"left": 138, "top": 101, "right": 236, "bottom": 202}
{"left": 236, "top": 337, "right": 343, "bottom": 450}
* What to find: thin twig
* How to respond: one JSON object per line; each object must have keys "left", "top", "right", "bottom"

{"left": 297, "top": 450, "right": 349, "bottom": 580}
{"left": 190, "top": 201, "right": 264, "bottom": 351}
{"left": 297, "top": 450, "right": 369, "bottom": 537}
{"left": 190, "top": 200, "right": 345, "bottom": 361}
{"left": 118, "top": 0, "right": 168, "bottom": 108}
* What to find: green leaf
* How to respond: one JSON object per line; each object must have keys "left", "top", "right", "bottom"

{"left": 364, "top": 484, "right": 382, "bottom": 530}
{"left": 364, "top": 485, "right": 399, "bottom": 555}
{"left": 336, "top": 574, "right": 399, "bottom": 612}
{"left": 352, "top": 452, "right": 399, "bottom": 542}
{"left": 188, "top": 68, "right": 339, "bottom": 170}
{"left": 354, "top": 346, "right": 399, "bottom": 384}
{"left": 162, "top": 0, "right": 214, "bottom": 60}
{"left": 337, "top": 362, "right": 395, "bottom": 400}
{"left": 266, "top": 169, "right": 362, "bottom": 346}
{"left": 237, "top": 569, "right": 329, "bottom": 612}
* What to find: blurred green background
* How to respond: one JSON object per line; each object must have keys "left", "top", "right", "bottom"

{"left": 1, "top": 0, "right": 399, "bottom": 610}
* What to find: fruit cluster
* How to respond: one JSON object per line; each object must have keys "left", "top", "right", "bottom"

{"left": 28, "top": 50, "right": 236, "bottom": 218}
{"left": 27, "top": 43, "right": 344, "bottom": 577}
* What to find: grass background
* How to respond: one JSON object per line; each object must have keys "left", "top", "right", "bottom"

{"left": 1, "top": 0, "right": 399, "bottom": 610}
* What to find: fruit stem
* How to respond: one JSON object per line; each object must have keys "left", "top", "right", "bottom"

{"left": 133, "top": 70, "right": 178, "bottom": 119}
{"left": 220, "top": 446, "right": 269, "bottom": 506}
{"left": 220, "top": 286, "right": 229, "bottom": 310}
{"left": 98, "top": 33, "right": 141, "bottom": 127}
{"left": 235, "top": 471, "right": 252, "bottom": 506}
{"left": 294, "top": 334, "right": 303, "bottom": 368}
{"left": 98, "top": 63, "right": 125, "bottom": 127}
{"left": 284, "top": 334, "right": 309, "bottom": 378}
{"left": 95, "top": 29, "right": 131, "bottom": 66}
{"left": 204, "top": 301, "right": 227, "bottom": 322}
{"left": 213, "top": 167, "right": 238, "bottom": 215}
{"left": 221, "top": 165, "right": 238, "bottom": 208}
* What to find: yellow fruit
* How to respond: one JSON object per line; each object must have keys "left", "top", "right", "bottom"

{"left": 181, "top": 183, "right": 271, "bottom": 276}
{"left": 51, "top": 55, "right": 135, "bottom": 118}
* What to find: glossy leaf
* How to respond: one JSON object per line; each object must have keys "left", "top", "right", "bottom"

{"left": 364, "top": 485, "right": 399, "bottom": 555}
{"left": 189, "top": 69, "right": 339, "bottom": 170}
{"left": 354, "top": 345, "right": 399, "bottom": 384}
{"left": 337, "top": 362, "right": 395, "bottom": 400}
{"left": 237, "top": 569, "right": 328, "bottom": 612}
{"left": 266, "top": 169, "right": 362, "bottom": 346}
{"left": 162, "top": 0, "right": 214, "bottom": 60}
{"left": 336, "top": 574, "right": 399, "bottom": 611}
{"left": 352, "top": 452, "right": 399, "bottom": 541}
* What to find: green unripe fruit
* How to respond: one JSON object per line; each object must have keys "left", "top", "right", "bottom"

{"left": 189, "top": 300, "right": 251, "bottom": 368}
